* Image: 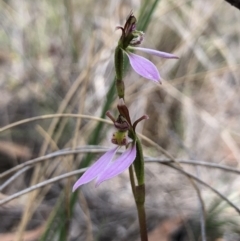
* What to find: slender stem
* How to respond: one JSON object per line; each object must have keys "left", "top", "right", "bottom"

{"left": 133, "top": 137, "right": 145, "bottom": 185}
{"left": 135, "top": 184, "right": 148, "bottom": 241}
{"left": 129, "top": 165, "right": 136, "bottom": 198}
{"left": 114, "top": 46, "right": 123, "bottom": 80}
{"left": 129, "top": 165, "right": 148, "bottom": 241}
{"left": 131, "top": 138, "right": 148, "bottom": 241}
{"left": 115, "top": 32, "right": 147, "bottom": 240}
{"left": 137, "top": 203, "right": 148, "bottom": 241}
{"left": 115, "top": 78, "right": 125, "bottom": 99}
{"left": 114, "top": 46, "right": 125, "bottom": 99}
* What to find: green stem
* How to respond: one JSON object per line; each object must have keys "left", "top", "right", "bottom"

{"left": 114, "top": 46, "right": 125, "bottom": 98}
{"left": 133, "top": 137, "right": 145, "bottom": 185}
{"left": 129, "top": 166, "right": 148, "bottom": 241}
{"left": 135, "top": 184, "right": 148, "bottom": 241}
{"left": 129, "top": 165, "right": 136, "bottom": 198}
{"left": 115, "top": 78, "right": 125, "bottom": 99}
{"left": 133, "top": 137, "right": 148, "bottom": 240}
{"left": 130, "top": 137, "right": 148, "bottom": 241}
{"left": 114, "top": 46, "right": 123, "bottom": 80}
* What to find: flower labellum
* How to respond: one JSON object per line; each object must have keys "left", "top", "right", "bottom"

{"left": 124, "top": 47, "right": 179, "bottom": 83}
{"left": 96, "top": 144, "right": 136, "bottom": 185}
{"left": 72, "top": 143, "right": 136, "bottom": 191}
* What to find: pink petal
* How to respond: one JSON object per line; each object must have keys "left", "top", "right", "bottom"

{"left": 72, "top": 147, "right": 118, "bottom": 191}
{"left": 125, "top": 51, "right": 161, "bottom": 83}
{"left": 96, "top": 144, "right": 137, "bottom": 185}
{"left": 131, "top": 47, "right": 179, "bottom": 59}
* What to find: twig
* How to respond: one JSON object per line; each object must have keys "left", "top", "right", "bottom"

{"left": 164, "top": 163, "right": 240, "bottom": 215}
{"left": 0, "top": 168, "right": 86, "bottom": 206}
{"left": 0, "top": 148, "right": 109, "bottom": 179}
{"left": 1, "top": 162, "right": 240, "bottom": 216}
{"left": 145, "top": 158, "right": 240, "bottom": 174}
{"left": 0, "top": 167, "right": 30, "bottom": 191}
{"left": 0, "top": 114, "right": 111, "bottom": 133}
{"left": 2, "top": 147, "right": 240, "bottom": 181}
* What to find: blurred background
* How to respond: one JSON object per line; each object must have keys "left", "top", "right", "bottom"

{"left": 1, "top": 0, "right": 240, "bottom": 240}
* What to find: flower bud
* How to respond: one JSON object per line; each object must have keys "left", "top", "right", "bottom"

{"left": 117, "top": 98, "right": 132, "bottom": 126}
{"left": 123, "top": 13, "right": 137, "bottom": 37}
{"left": 116, "top": 12, "right": 142, "bottom": 49}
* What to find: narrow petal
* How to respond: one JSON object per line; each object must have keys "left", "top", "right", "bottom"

{"left": 130, "top": 47, "right": 179, "bottom": 59}
{"left": 96, "top": 144, "right": 137, "bottom": 185}
{"left": 125, "top": 51, "right": 161, "bottom": 83}
{"left": 72, "top": 147, "right": 118, "bottom": 191}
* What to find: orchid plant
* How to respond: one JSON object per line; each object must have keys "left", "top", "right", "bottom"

{"left": 73, "top": 12, "right": 178, "bottom": 241}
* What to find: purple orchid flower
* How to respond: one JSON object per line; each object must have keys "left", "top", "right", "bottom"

{"left": 124, "top": 46, "right": 179, "bottom": 84}
{"left": 72, "top": 143, "right": 136, "bottom": 191}
{"left": 72, "top": 99, "right": 148, "bottom": 191}
{"left": 116, "top": 12, "right": 179, "bottom": 84}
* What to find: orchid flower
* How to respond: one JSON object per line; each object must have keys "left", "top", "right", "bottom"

{"left": 72, "top": 99, "right": 148, "bottom": 191}
{"left": 72, "top": 143, "right": 137, "bottom": 191}
{"left": 116, "top": 12, "right": 179, "bottom": 83}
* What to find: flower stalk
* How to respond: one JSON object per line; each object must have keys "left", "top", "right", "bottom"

{"left": 134, "top": 137, "right": 145, "bottom": 185}
{"left": 113, "top": 12, "right": 150, "bottom": 241}
{"left": 131, "top": 138, "right": 148, "bottom": 241}
{"left": 135, "top": 184, "right": 148, "bottom": 241}
{"left": 73, "top": 11, "right": 179, "bottom": 241}
{"left": 114, "top": 46, "right": 125, "bottom": 99}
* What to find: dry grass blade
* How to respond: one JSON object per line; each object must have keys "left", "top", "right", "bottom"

{"left": 0, "top": 114, "right": 112, "bottom": 133}
{"left": 0, "top": 148, "right": 109, "bottom": 179}
{"left": 0, "top": 169, "right": 86, "bottom": 206}
{"left": 165, "top": 163, "right": 240, "bottom": 215}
